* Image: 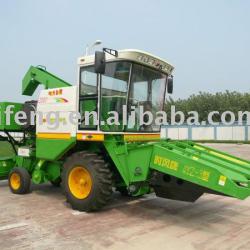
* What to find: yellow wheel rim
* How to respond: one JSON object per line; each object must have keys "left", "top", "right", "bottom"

{"left": 10, "top": 173, "right": 21, "bottom": 190}
{"left": 68, "top": 166, "right": 92, "bottom": 199}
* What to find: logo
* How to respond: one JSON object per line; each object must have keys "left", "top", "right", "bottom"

{"left": 154, "top": 155, "right": 179, "bottom": 171}
{"left": 54, "top": 97, "right": 68, "bottom": 103}
{"left": 48, "top": 89, "right": 63, "bottom": 96}
{"left": 137, "top": 55, "right": 173, "bottom": 73}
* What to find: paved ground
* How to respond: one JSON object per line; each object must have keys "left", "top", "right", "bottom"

{"left": 1, "top": 143, "right": 250, "bottom": 250}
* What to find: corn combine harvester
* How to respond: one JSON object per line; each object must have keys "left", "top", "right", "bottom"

{"left": 1, "top": 48, "right": 250, "bottom": 211}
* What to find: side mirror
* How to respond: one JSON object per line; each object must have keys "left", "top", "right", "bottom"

{"left": 94, "top": 51, "right": 106, "bottom": 74}
{"left": 167, "top": 76, "right": 173, "bottom": 94}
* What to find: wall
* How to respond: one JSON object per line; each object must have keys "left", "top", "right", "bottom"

{"left": 162, "top": 124, "right": 250, "bottom": 141}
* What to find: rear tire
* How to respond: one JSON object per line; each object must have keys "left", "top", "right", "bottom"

{"left": 8, "top": 167, "right": 31, "bottom": 194}
{"left": 62, "top": 151, "right": 113, "bottom": 212}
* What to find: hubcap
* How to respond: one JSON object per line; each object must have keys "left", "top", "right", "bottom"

{"left": 10, "top": 173, "right": 21, "bottom": 190}
{"left": 68, "top": 166, "right": 92, "bottom": 199}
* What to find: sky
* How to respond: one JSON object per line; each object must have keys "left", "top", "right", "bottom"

{"left": 0, "top": 0, "right": 249, "bottom": 102}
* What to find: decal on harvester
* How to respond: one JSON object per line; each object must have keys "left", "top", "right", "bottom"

{"left": 77, "top": 133, "right": 104, "bottom": 141}
{"left": 48, "top": 89, "right": 63, "bottom": 96}
{"left": 218, "top": 175, "right": 227, "bottom": 186}
{"left": 137, "top": 55, "right": 173, "bottom": 73}
{"left": 153, "top": 155, "right": 179, "bottom": 171}
{"left": 54, "top": 97, "right": 68, "bottom": 103}
{"left": 38, "top": 97, "right": 69, "bottom": 104}
{"left": 38, "top": 89, "right": 69, "bottom": 104}
{"left": 42, "top": 117, "right": 67, "bottom": 124}
{"left": 183, "top": 165, "right": 210, "bottom": 182}
{"left": 124, "top": 134, "right": 160, "bottom": 142}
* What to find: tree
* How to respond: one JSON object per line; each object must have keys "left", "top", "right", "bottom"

{"left": 165, "top": 91, "right": 250, "bottom": 123}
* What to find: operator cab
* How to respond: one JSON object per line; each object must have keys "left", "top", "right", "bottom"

{"left": 78, "top": 49, "right": 174, "bottom": 133}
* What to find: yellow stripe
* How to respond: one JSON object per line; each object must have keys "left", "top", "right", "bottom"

{"left": 37, "top": 133, "right": 71, "bottom": 139}
{"left": 124, "top": 134, "right": 160, "bottom": 142}
{"left": 77, "top": 133, "right": 104, "bottom": 141}
{"left": 209, "top": 151, "right": 249, "bottom": 166}
{"left": 194, "top": 145, "right": 248, "bottom": 166}
{"left": 192, "top": 156, "right": 199, "bottom": 161}
{"left": 193, "top": 145, "right": 205, "bottom": 151}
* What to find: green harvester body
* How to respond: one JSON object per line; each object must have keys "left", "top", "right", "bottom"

{"left": 1, "top": 49, "right": 250, "bottom": 211}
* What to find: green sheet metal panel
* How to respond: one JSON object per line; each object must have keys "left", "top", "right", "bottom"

{"left": 22, "top": 66, "right": 71, "bottom": 96}
{"left": 0, "top": 159, "right": 15, "bottom": 180}
{"left": 0, "top": 141, "right": 16, "bottom": 179}
{"left": 36, "top": 138, "right": 76, "bottom": 161}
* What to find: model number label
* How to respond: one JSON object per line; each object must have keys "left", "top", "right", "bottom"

{"left": 137, "top": 55, "right": 173, "bottom": 73}
{"left": 183, "top": 165, "right": 210, "bottom": 182}
{"left": 18, "top": 148, "right": 30, "bottom": 157}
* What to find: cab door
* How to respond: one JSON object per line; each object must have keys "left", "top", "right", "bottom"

{"left": 79, "top": 66, "right": 99, "bottom": 130}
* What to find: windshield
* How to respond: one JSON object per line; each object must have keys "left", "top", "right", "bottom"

{"left": 100, "top": 61, "right": 167, "bottom": 132}
{"left": 127, "top": 64, "right": 167, "bottom": 132}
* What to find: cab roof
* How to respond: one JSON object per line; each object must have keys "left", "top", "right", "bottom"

{"left": 78, "top": 49, "right": 174, "bottom": 75}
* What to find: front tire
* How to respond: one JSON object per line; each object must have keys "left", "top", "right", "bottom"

{"left": 62, "top": 151, "right": 113, "bottom": 212}
{"left": 8, "top": 167, "right": 31, "bottom": 194}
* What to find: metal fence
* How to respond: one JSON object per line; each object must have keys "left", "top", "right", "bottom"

{"left": 161, "top": 123, "right": 250, "bottom": 141}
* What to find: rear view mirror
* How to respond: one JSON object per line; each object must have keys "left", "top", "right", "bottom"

{"left": 95, "top": 51, "right": 106, "bottom": 74}
{"left": 167, "top": 76, "right": 173, "bottom": 94}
